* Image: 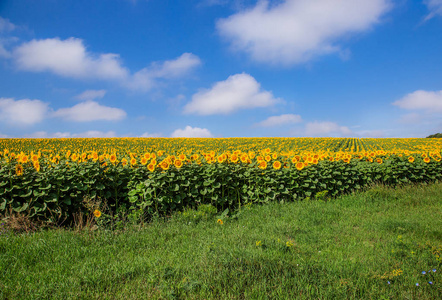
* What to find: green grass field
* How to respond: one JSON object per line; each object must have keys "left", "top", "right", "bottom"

{"left": 1, "top": 182, "right": 441, "bottom": 299}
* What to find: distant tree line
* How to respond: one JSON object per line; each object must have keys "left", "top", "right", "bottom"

{"left": 426, "top": 133, "right": 442, "bottom": 138}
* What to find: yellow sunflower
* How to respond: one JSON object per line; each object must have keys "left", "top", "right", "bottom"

{"left": 273, "top": 161, "right": 282, "bottom": 170}
{"left": 93, "top": 210, "right": 102, "bottom": 218}
{"left": 174, "top": 159, "right": 183, "bottom": 169}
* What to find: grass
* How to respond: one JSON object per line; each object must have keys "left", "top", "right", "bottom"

{"left": 1, "top": 182, "right": 441, "bottom": 299}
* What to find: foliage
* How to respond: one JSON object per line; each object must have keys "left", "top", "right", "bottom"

{"left": 427, "top": 133, "right": 442, "bottom": 138}
{"left": 0, "top": 137, "right": 441, "bottom": 225}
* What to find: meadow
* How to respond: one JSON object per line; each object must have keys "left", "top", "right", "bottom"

{"left": 0, "top": 182, "right": 441, "bottom": 299}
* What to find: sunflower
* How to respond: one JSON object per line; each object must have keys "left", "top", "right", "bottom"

{"left": 258, "top": 161, "right": 267, "bottom": 170}
{"left": 147, "top": 163, "right": 155, "bottom": 172}
{"left": 130, "top": 158, "right": 137, "bottom": 166}
{"left": 217, "top": 219, "right": 223, "bottom": 225}
{"left": 144, "top": 152, "right": 151, "bottom": 160}
{"left": 31, "top": 154, "right": 39, "bottom": 162}
{"left": 423, "top": 157, "right": 431, "bottom": 163}
{"left": 408, "top": 156, "right": 415, "bottom": 163}
{"left": 121, "top": 158, "right": 128, "bottom": 166}
{"left": 160, "top": 160, "right": 169, "bottom": 170}
{"left": 273, "top": 161, "right": 282, "bottom": 170}
{"left": 291, "top": 157, "right": 298, "bottom": 163}
{"left": 141, "top": 157, "right": 148, "bottom": 165}
{"left": 264, "top": 155, "right": 271, "bottom": 162}
{"left": 230, "top": 154, "right": 239, "bottom": 163}
{"left": 240, "top": 154, "right": 249, "bottom": 163}
{"left": 295, "top": 162, "right": 304, "bottom": 171}
{"left": 15, "top": 164, "right": 23, "bottom": 176}
{"left": 92, "top": 152, "right": 99, "bottom": 161}
{"left": 179, "top": 154, "right": 186, "bottom": 161}
{"left": 272, "top": 153, "right": 278, "bottom": 160}
{"left": 217, "top": 155, "right": 224, "bottom": 163}
{"left": 71, "top": 153, "right": 78, "bottom": 162}
{"left": 33, "top": 161, "right": 40, "bottom": 172}
{"left": 174, "top": 159, "right": 183, "bottom": 169}
{"left": 21, "top": 155, "right": 29, "bottom": 164}
{"left": 375, "top": 158, "right": 383, "bottom": 164}
{"left": 109, "top": 154, "right": 117, "bottom": 163}
{"left": 93, "top": 209, "right": 102, "bottom": 218}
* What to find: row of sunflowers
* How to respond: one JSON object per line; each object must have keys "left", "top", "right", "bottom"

{"left": 1, "top": 137, "right": 441, "bottom": 224}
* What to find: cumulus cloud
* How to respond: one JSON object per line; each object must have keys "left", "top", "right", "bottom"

{"left": 0, "top": 17, "right": 16, "bottom": 58}
{"left": 424, "top": 0, "right": 442, "bottom": 20}
{"left": 75, "top": 89, "right": 107, "bottom": 101}
{"left": 53, "top": 101, "right": 126, "bottom": 122}
{"left": 217, "top": 0, "right": 391, "bottom": 65}
{"left": 14, "top": 38, "right": 129, "bottom": 80}
{"left": 305, "top": 121, "right": 352, "bottom": 137}
{"left": 257, "top": 114, "right": 302, "bottom": 127}
{"left": 184, "top": 73, "right": 280, "bottom": 115}
{"left": 140, "top": 132, "right": 162, "bottom": 138}
{"left": 0, "top": 98, "right": 49, "bottom": 125}
{"left": 12, "top": 37, "right": 200, "bottom": 91}
{"left": 170, "top": 126, "right": 214, "bottom": 138}
{"left": 26, "top": 130, "right": 117, "bottom": 138}
{"left": 393, "top": 90, "right": 442, "bottom": 112}
{"left": 0, "top": 17, "right": 15, "bottom": 33}
{"left": 356, "top": 129, "right": 386, "bottom": 138}
{"left": 127, "top": 53, "right": 201, "bottom": 91}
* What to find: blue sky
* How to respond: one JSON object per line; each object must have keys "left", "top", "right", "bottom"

{"left": 0, "top": 0, "right": 442, "bottom": 138}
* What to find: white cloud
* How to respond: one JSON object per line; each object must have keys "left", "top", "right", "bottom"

{"left": 53, "top": 101, "right": 126, "bottom": 122}
{"left": 75, "top": 89, "right": 107, "bottom": 101}
{"left": 0, "top": 43, "right": 11, "bottom": 58}
{"left": 127, "top": 53, "right": 201, "bottom": 91}
{"left": 305, "top": 121, "right": 352, "bottom": 137}
{"left": 424, "top": 0, "right": 442, "bottom": 20}
{"left": 14, "top": 38, "right": 129, "bottom": 80}
{"left": 171, "top": 126, "right": 214, "bottom": 138}
{"left": 75, "top": 130, "right": 117, "bottom": 138}
{"left": 393, "top": 90, "right": 442, "bottom": 112}
{"left": 26, "top": 130, "right": 117, "bottom": 138}
{"left": 217, "top": 0, "right": 391, "bottom": 65}
{"left": 257, "top": 114, "right": 302, "bottom": 127}
{"left": 184, "top": 73, "right": 280, "bottom": 115}
{"left": 140, "top": 132, "right": 162, "bottom": 138}
{"left": 12, "top": 37, "right": 200, "bottom": 91}
{"left": 0, "top": 98, "right": 49, "bottom": 125}
{"left": 0, "top": 17, "right": 15, "bottom": 33}
{"left": 0, "top": 17, "right": 17, "bottom": 58}
{"left": 356, "top": 129, "right": 386, "bottom": 138}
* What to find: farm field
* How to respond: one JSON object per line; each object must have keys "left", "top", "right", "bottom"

{"left": 1, "top": 137, "right": 442, "bottom": 224}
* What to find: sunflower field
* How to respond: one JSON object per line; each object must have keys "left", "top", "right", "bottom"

{"left": 1, "top": 137, "right": 441, "bottom": 224}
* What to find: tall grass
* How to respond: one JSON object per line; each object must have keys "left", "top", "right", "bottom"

{"left": 1, "top": 182, "right": 441, "bottom": 299}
